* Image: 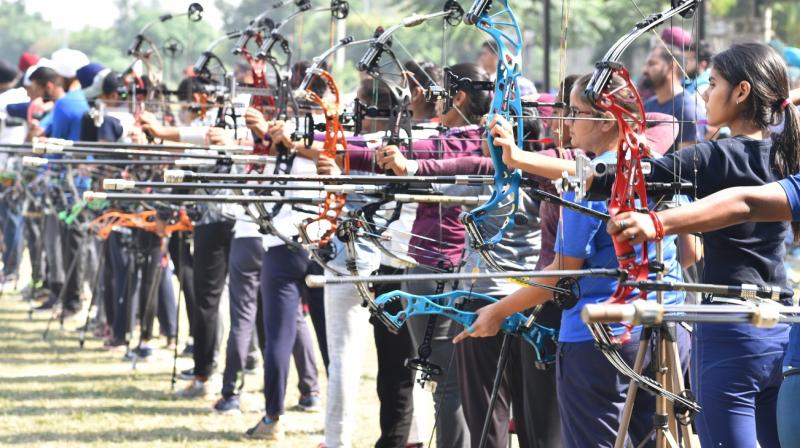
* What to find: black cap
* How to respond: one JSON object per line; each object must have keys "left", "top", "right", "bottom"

{"left": 0, "top": 59, "right": 18, "bottom": 84}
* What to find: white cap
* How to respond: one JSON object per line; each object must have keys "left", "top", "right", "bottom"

{"left": 82, "top": 68, "right": 112, "bottom": 99}
{"left": 23, "top": 58, "right": 54, "bottom": 87}
{"left": 50, "top": 48, "right": 90, "bottom": 78}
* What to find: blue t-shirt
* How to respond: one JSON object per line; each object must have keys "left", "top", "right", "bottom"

{"left": 45, "top": 89, "right": 89, "bottom": 140}
{"left": 6, "top": 102, "right": 28, "bottom": 119}
{"left": 776, "top": 174, "right": 800, "bottom": 367}
{"left": 555, "top": 151, "right": 685, "bottom": 343}
{"left": 684, "top": 70, "right": 710, "bottom": 96}
{"left": 644, "top": 91, "right": 706, "bottom": 144}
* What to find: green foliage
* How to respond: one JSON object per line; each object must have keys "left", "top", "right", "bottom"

{"left": 774, "top": 1, "right": 800, "bottom": 47}
{"left": 0, "top": 0, "right": 218, "bottom": 90}
{"left": 709, "top": 0, "right": 738, "bottom": 16}
{"left": 0, "top": 0, "right": 53, "bottom": 63}
{"left": 5, "top": 0, "right": 800, "bottom": 95}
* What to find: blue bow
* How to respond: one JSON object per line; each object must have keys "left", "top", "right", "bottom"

{"left": 461, "top": 0, "right": 524, "bottom": 252}
{"left": 375, "top": 289, "right": 558, "bottom": 364}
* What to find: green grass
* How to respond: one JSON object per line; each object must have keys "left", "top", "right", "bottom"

{"left": 0, "top": 291, "right": 389, "bottom": 447}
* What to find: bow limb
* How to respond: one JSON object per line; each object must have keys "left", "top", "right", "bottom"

{"left": 375, "top": 290, "right": 558, "bottom": 364}
{"left": 573, "top": 0, "right": 703, "bottom": 420}
{"left": 337, "top": 217, "right": 402, "bottom": 332}
{"left": 585, "top": 0, "right": 702, "bottom": 307}
{"left": 357, "top": 1, "right": 464, "bottom": 146}
{"left": 461, "top": 0, "right": 524, "bottom": 257}
{"left": 297, "top": 71, "right": 349, "bottom": 247}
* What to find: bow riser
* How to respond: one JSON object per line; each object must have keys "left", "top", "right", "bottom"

{"left": 461, "top": 0, "right": 523, "bottom": 254}
{"left": 299, "top": 70, "right": 349, "bottom": 246}
{"left": 376, "top": 290, "right": 558, "bottom": 363}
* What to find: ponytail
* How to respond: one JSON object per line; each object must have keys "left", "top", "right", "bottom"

{"left": 775, "top": 102, "right": 800, "bottom": 239}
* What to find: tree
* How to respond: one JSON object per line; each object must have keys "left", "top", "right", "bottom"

{"left": 0, "top": 0, "right": 56, "bottom": 65}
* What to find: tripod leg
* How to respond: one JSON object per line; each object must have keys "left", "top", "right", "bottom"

{"left": 80, "top": 239, "right": 107, "bottom": 348}
{"left": 614, "top": 327, "right": 653, "bottom": 448}
{"left": 478, "top": 333, "right": 513, "bottom": 448}
{"left": 171, "top": 232, "right": 185, "bottom": 391}
{"left": 666, "top": 335, "right": 695, "bottom": 448}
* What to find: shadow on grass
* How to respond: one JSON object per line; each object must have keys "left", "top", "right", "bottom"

{"left": 0, "top": 384, "right": 174, "bottom": 402}
{"left": 2, "top": 371, "right": 166, "bottom": 385}
{"left": 0, "top": 429, "right": 246, "bottom": 444}
{"left": 2, "top": 404, "right": 210, "bottom": 417}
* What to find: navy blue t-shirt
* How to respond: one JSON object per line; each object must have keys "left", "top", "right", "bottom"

{"left": 644, "top": 91, "right": 706, "bottom": 144}
{"left": 591, "top": 136, "right": 791, "bottom": 342}
{"left": 80, "top": 112, "right": 123, "bottom": 142}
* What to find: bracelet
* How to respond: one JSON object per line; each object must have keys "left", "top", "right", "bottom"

{"left": 649, "top": 211, "right": 665, "bottom": 241}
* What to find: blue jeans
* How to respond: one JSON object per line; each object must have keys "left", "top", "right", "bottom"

{"left": 557, "top": 324, "right": 691, "bottom": 448}
{"left": 261, "top": 244, "right": 321, "bottom": 416}
{"left": 692, "top": 323, "right": 788, "bottom": 448}
{"left": 777, "top": 369, "right": 800, "bottom": 446}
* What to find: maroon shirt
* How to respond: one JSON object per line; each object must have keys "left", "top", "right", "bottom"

{"left": 348, "top": 125, "right": 484, "bottom": 267}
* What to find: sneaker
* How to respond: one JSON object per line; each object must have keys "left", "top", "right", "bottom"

{"left": 28, "top": 288, "right": 52, "bottom": 302}
{"left": 180, "top": 343, "right": 193, "bottom": 358}
{"left": 33, "top": 298, "right": 58, "bottom": 312}
{"left": 245, "top": 416, "right": 283, "bottom": 441}
{"left": 104, "top": 338, "right": 127, "bottom": 349}
{"left": 179, "top": 367, "right": 195, "bottom": 381}
{"left": 213, "top": 395, "right": 241, "bottom": 414}
{"left": 244, "top": 356, "right": 258, "bottom": 375}
{"left": 297, "top": 393, "right": 322, "bottom": 412}
{"left": 58, "top": 307, "right": 81, "bottom": 321}
{"left": 127, "top": 345, "right": 153, "bottom": 361}
{"left": 1, "top": 274, "right": 18, "bottom": 291}
{"left": 174, "top": 378, "right": 212, "bottom": 399}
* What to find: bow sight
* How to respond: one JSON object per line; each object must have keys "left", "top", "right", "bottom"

{"left": 128, "top": 3, "right": 204, "bottom": 56}
{"left": 231, "top": 11, "right": 276, "bottom": 56}
{"left": 425, "top": 67, "right": 495, "bottom": 111}
{"left": 464, "top": 0, "right": 490, "bottom": 25}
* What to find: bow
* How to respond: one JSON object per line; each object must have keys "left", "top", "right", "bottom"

{"left": 89, "top": 208, "right": 194, "bottom": 240}
{"left": 459, "top": 0, "right": 524, "bottom": 268}
{"left": 124, "top": 3, "right": 205, "bottom": 142}
{"left": 575, "top": 0, "right": 703, "bottom": 420}
{"left": 252, "top": 0, "right": 349, "bottom": 203}
{"left": 351, "top": 2, "right": 465, "bottom": 270}
{"left": 584, "top": 0, "right": 702, "bottom": 320}
{"left": 457, "top": 0, "right": 576, "bottom": 302}
{"left": 294, "top": 36, "right": 374, "bottom": 252}
{"left": 357, "top": 1, "right": 463, "bottom": 147}
{"left": 231, "top": 9, "right": 277, "bottom": 137}
{"left": 375, "top": 289, "right": 558, "bottom": 365}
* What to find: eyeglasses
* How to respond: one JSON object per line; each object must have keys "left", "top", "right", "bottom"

{"left": 566, "top": 107, "right": 598, "bottom": 119}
